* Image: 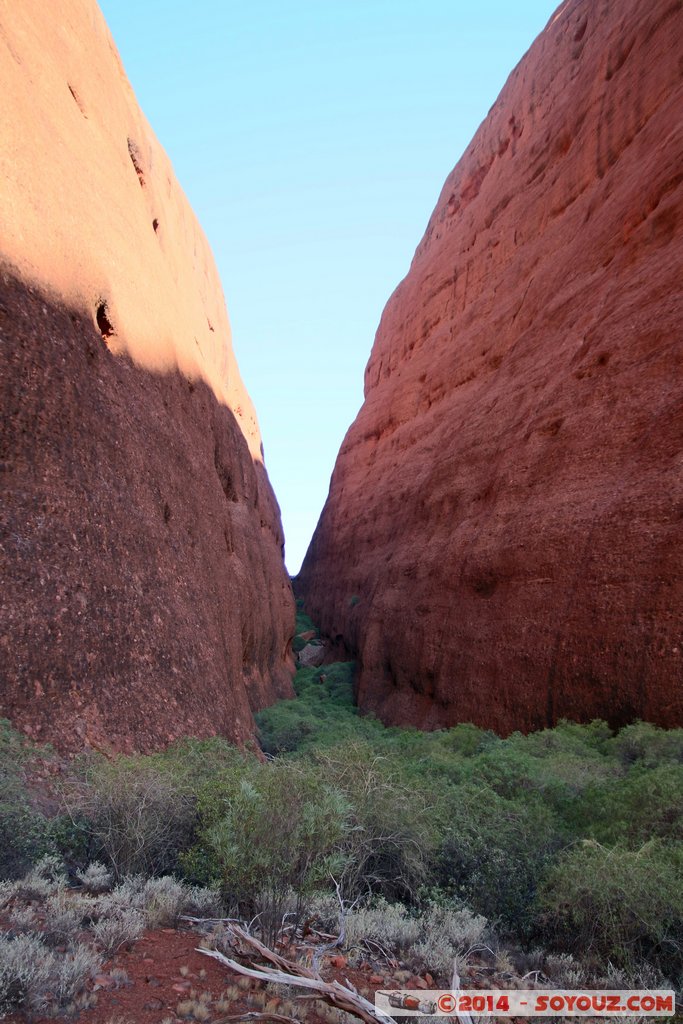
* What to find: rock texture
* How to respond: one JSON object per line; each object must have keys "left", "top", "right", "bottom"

{"left": 0, "top": 0, "right": 294, "bottom": 752}
{"left": 298, "top": 0, "right": 683, "bottom": 733}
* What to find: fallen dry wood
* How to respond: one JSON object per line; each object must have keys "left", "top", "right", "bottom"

{"left": 197, "top": 923, "right": 395, "bottom": 1024}
{"left": 451, "top": 966, "right": 474, "bottom": 1024}
{"left": 213, "top": 1014, "right": 301, "bottom": 1024}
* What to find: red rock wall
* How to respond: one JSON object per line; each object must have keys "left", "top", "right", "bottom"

{"left": 0, "top": 1, "right": 294, "bottom": 753}
{"left": 298, "top": 0, "right": 683, "bottom": 732}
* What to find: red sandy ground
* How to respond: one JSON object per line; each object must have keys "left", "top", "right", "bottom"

{"left": 3, "top": 920, "right": 503, "bottom": 1024}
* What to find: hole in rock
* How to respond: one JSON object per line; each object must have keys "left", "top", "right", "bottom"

{"left": 95, "top": 301, "right": 115, "bottom": 340}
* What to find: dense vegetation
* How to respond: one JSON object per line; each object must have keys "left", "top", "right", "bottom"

{"left": 255, "top": 660, "right": 683, "bottom": 984}
{"left": 1, "top": 604, "right": 682, "bottom": 996}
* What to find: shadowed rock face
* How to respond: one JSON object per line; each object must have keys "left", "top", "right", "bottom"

{"left": 0, "top": 1, "right": 295, "bottom": 752}
{"left": 0, "top": 271, "right": 294, "bottom": 754}
{"left": 298, "top": 0, "right": 683, "bottom": 733}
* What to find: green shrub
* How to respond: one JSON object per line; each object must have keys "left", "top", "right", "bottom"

{"left": 0, "top": 786, "right": 51, "bottom": 880}
{"left": 71, "top": 758, "right": 197, "bottom": 879}
{"left": 153, "top": 735, "right": 250, "bottom": 789}
{"left": 186, "top": 759, "right": 349, "bottom": 943}
{"left": 536, "top": 840, "right": 683, "bottom": 982}
{"left": 0, "top": 721, "right": 53, "bottom": 879}
{"left": 609, "top": 722, "right": 683, "bottom": 767}
{"left": 436, "top": 783, "right": 565, "bottom": 935}
{"left": 48, "top": 811, "right": 97, "bottom": 870}
{"left": 439, "top": 723, "right": 499, "bottom": 758}
{"left": 469, "top": 734, "right": 617, "bottom": 815}
{"left": 312, "top": 741, "right": 440, "bottom": 902}
{"left": 294, "top": 609, "right": 317, "bottom": 637}
{"left": 254, "top": 702, "right": 316, "bottom": 754}
{"left": 255, "top": 663, "right": 383, "bottom": 753}
{"left": 571, "top": 764, "right": 683, "bottom": 846}
{"left": 521, "top": 720, "right": 614, "bottom": 757}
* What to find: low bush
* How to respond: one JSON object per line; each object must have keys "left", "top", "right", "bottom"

{"left": 0, "top": 720, "right": 53, "bottom": 879}
{"left": 0, "top": 932, "right": 54, "bottom": 1017}
{"left": 436, "top": 783, "right": 564, "bottom": 935}
{"left": 536, "top": 839, "right": 683, "bottom": 983}
{"left": 186, "top": 758, "right": 349, "bottom": 943}
{"left": 311, "top": 742, "right": 439, "bottom": 902}
{"left": 50, "top": 944, "right": 102, "bottom": 1007}
{"left": 70, "top": 758, "right": 197, "bottom": 878}
{"left": 0, "top": 863, "right": 225, "bottom": 1017}
{"left": 8, "top": 907, "right": 37, "bottom": 934}
{"left": 313, "top": 897, "right": 487, "bottom": 982}
{"left": 13, "top": 854, "right": 67, "bottom": 901}
{"left": 407, "top": 903, "right": 487, "bottom": 979}
{"left": 139, "top": 876, "right": 213, "bottom": 928}
{"left": 43, "top": 892, "right": 86, "bottom": 947}
{"left": 571, "top": 764, "right": 683, "bottom": 846}
{"left": 76, "top": 861, "right": 113, "bottom": 894}
{"left": 0, "top": 932, "right": 101, "bottom": 1017}
{"left": 609, "top": 721, "right": 683, "bottom": 767}
{"left": 91, "top": 909, "right": 145, "bottom": 953}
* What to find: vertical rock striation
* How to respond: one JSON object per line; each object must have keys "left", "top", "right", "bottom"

{"left": 298, "top": 0, "right": 683, "bottom": 732}
{"left": 0, "top": 0, "right": 294, "bottom": 752}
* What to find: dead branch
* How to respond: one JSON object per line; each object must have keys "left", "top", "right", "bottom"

{"left": 180, "top": 915, "right": 242, "bottom": 925}
{"left": 357, "top": 937, "right": 394, "bottom": 960}
{"left": 233, "top": 923, "right": 312, "bottom": 975}
{"left": 213, "top": 1014, "right": 302, "bottom": 1024}
{"left": 451, "top": 964, "right": 474, "bottom": 1024}
{"left": 197, "top": 923, "right": 395, "bottom": 1024}
{"left": 311, "top": 876, "right": 347, "bottom": 974}
{"left": 306, "top": 927, "right": 338, "bottom": 941}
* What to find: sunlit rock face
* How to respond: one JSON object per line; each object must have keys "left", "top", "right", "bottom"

{"left": 0, "top": 0, "right": 295, "bottom": 752}
{"left": 298, "top": 0, "right": 683, "bottom": 733}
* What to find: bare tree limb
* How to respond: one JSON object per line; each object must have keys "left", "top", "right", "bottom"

{"left": 213, "top": 1013, "right": 302, "bottom": 1024}
{"left": 451, "top": 963, "right": 474, "bottom": 1024}
{"left": 180, "top": 916, "right": 242, "bottom": 925}
{"left": 197, "top": 924, "right": 395, "bottom": 1024}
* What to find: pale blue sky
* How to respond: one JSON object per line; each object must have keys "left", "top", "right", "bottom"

{"left": 98, "top": 0, "right": 559, "bottom": 572}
